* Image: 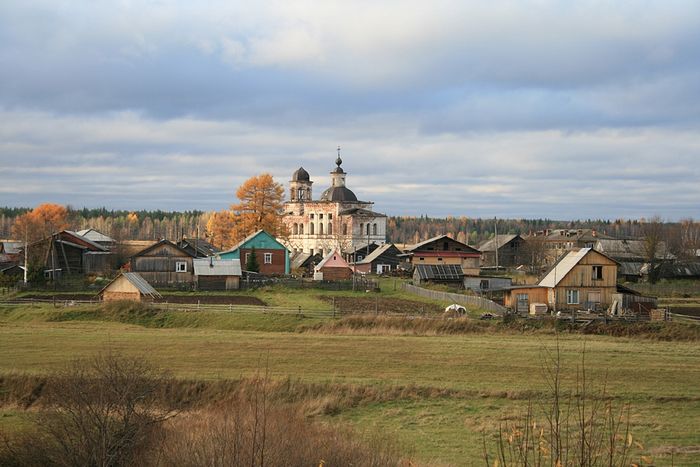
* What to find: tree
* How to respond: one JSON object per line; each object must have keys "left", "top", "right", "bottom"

{"left": 11, "top": 203, "right": 69, "bottom": 243}
{"left": 642, "top": 216, "right": 665, "bottom": 283}
{"left": 231, "top": 174, "right": 287, "bottom": 241}
{"left": 246, "top": 246, "right": 260, "bottom": 273}
{"left": 206, "top": 209, "right": 239, "bottom": 249}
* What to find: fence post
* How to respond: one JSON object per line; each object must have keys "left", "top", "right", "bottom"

{"left": 332, "top": 297, "right": 336, "bottom": 318}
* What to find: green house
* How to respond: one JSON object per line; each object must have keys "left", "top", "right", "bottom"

{"left": 218, "top": 230, "right": 290, "bottom": 275}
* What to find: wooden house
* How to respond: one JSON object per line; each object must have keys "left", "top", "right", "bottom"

{"left": 99, "top": 272, "right": 161, "bottom": 302}
{"left": 404, "top": 235, "right": 481, "bottom": 275}
{"left": 193, "top": 258, "right": 241, "bottom": 290}
{"left": 130, "top": 239, "right": 195, "bottom": 287}
{"left": 352, "top": 243, "right": 403, "bottom": 274}
{"left": 503, "top": 248, "right": 619, "bottom": 313}
{"left": 22, "top": 230, "right": 109, "bottom": 278}
{"left": 478, "top": 234, "right": 525, "bottom": 268}
{"left": 219, "top": 230, "right": 290, "bottom": 275}
{"left": 314, "top": 249, "right": 353, "bottom": 281}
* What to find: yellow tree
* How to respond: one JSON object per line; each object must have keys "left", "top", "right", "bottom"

{"left": 231, "top": 173, "right": 287, "bottom": 241}
{"left": 206, "top": 210, "right": 238, "bottom": 249}
{"left": 11, "top": 203, "right": 69, "bottom": 243}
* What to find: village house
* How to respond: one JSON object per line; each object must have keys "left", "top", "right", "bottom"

{"left": 314, "top": 249, "right": 353, "bottom": 281}
{"left": 593, "top": 238, "right": 673, "bottom": 282}
{"left": 99, "top": 272, "right": 161, "bottom": 302}
{"left": 283, "top": 152, "right": 387, "bottom": 259}
{"left": 178, "top": 237, "right": 220, "bottom": 258}
{"left": 218, "top": 230, "right": 290, "bottom": 275}
{"left": 130, "top": 239, "right": 195, "bottom": 287}
{"left": 403, "top": 235, "right": 481, "bottom": 275}
{"left": 412, "top": 264, "right": 465, "bottom": 287}
{"left": 21, "top": 230, "right": 111, "bottom": 278}
{"left": 478, "top": 234, "right": 525, "bottom": 269}
{"left": 352, "top": 243, "right": 403, "bottom": 274}
{"left": 193, "top": 257, "right": 241, "bottom": 290}
{"left": 504, "top": 248, "right": 619, "bottom": 313}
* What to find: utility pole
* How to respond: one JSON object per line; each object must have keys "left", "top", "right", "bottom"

{"left": 494, "top": 217, "right": 499, "bottom": 271}
{"left": 23, "top": 225, "right": 28, "bottom": 285}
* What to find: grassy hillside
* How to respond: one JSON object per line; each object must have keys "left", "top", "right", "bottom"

{"left": 0, "top": 298, "right": 698, "bottom": 465}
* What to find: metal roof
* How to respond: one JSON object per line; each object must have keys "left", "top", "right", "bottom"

{"left": 539, "top": 248, "right": 591, "bottom": 287}
{"left": 338, "top": 207, "right": 387, "bottom": 218}
{"left": 478, "top": 234, "right": 520, "bottom": 253}
{"left": 76, "top": 229, "right": 116, "bottom": 244}
{"left": 414, "top": 264, "right": 464, "bottom": 281}
{"left": 315, "top": 249, "right": 349, "bottom": 270}
{"left": 193, "top": 258, "right": 242, "bottom": 276}
{"left": 99, "top": 272, "right": 161, "bottom": 299}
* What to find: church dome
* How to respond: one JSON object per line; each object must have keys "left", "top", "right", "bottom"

{"left": 320, "top": 186, "right": 358, "bottom": 202}
{"left": 292, "top": 167, "right": 310, "bottom": 182}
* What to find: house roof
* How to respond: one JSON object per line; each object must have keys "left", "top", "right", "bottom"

{"left": 99, "top": 272, "right": 162, "bottom": 299}
{"left": 355, "top": 243, "right": 399, "bottom": 265}
{"left": 179, "top": 238, "right": 220, "bottom": 257}
{"left": 63, "top": 231, "right": 108, "bottom": 251}
{"left": 131, "top": 239, "right": 195, "bottom": 258}
{"left": 76, "top": 229, "right": 116, "bottom": 244}
{"left": 407, "top": 235, "right": 480, "bottom": 254}
{"left": 538, "top": 248, "right": 617, "bottom": 287}
{"left": 219, "top": 230, "right": 287, "bottom": 255}
{"left": 594, "top": 239, "right": 671, "bottom": 260}
{"left": 1, "top": 241, "right": 23, "bottom": 255}
{"left": 414, "top": 264, "right": 464, "bottom": 281}
{"left": 539, "top": 248, "right": 591, "bottom": 287}
{"left": 315, "top": 249, "right": 350, "bottom": 270}
{"left": 193, "top": 258, "right": 241, "bottom": 276}
{"left": 478, "top": 234, "right": 520, "bottom": 253}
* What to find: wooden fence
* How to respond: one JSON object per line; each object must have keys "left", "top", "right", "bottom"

{"left": 401, "top": 283, "right": 507, "bottom": 314}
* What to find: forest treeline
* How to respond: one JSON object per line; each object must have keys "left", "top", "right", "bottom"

{"left": 0, "top": 206, "right": 673, "bottom": 246}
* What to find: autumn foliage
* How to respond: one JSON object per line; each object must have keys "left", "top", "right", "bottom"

{"left": 206, "top": 174, "right": 287, "bottom": 248}
{"left": 11, "top": 203, "right": 69, "bottom": 243}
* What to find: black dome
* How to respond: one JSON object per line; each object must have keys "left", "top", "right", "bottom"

{"left": 320, "top": 186, "right": 358, "bottom": 202}
{"left": 292, "top": 167, "right": 310, "bottom": 182}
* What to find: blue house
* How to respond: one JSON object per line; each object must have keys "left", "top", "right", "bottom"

{"left": 218, "top": 230, "right": 290, "bottom": 275}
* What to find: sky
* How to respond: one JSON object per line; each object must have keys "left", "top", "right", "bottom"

{"left": 1, "top": 0, "right": 699, "bottom": 220}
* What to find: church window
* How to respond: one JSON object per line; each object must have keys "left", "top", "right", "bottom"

{"left": 373, "top": 223, "right": 377, "bottom": 235}
{"left": 319, "top": 223, "right": 324, "bottom": 235}
{"left": 319, "top": 213, "right": 323, "bottom": 220}
{"left": 366, "top": 224, "right": 370, "bottom": 235}
{"left": 328, "top": 222, "right": 332, "bottom": 235}
{"left": 299, "top": 224, "right": 304, "bottom": 234}
{"left": 342, "top": 224, "right": 347, "bottom": 235}
{"left": 328, "top": 214, "right": 332, "bottom": 220}
{"left": 310, "top": 223, "right": 315, "bottom": 234}
{"left": 293, "top": 224, "right": 298, "bottom": 235}
{"left": 310, "top": 213, "right": 314, "bottom": 219}
{"left": 360, "top": 223, "right": 363, "bottom": 233}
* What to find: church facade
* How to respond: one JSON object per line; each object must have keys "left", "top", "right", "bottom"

{"left": 283, "top": 154, "right": 387, "bottom": 259}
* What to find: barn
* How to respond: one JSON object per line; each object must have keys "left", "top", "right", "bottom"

{"left": 99, "top": 272, "right": 161, "bottom": 302}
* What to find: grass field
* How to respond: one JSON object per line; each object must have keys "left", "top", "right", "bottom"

{"left": 1, "top": 299, "right": 699, "bottom": 465}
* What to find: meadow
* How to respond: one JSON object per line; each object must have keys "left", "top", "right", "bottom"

{"left": 1, "top": 288, "right": 699, "bottom": 465}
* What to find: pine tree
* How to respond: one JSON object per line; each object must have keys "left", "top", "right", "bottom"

{"left": 246, "top": 246, "right": 260, "bottom": 273}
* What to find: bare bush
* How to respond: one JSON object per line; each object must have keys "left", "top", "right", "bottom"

{"left": 154, "top": 372, "right": 405, "bottom": 467}
{"left": 1, "top": 352, "right": 177, "bottom": 467}
{"left": 483, "top": 341, "right": 649, "bottom": 466}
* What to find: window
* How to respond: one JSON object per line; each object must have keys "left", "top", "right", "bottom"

{"left": 328, "top": 222, "right": 332, "bottom": 235}
{"left": 319, "top": 213, "right": 323, "bottom": 219}
{"left": 419, "top": 257, "right": 425, "bottom": 261}
{"left": 373, "top": 223, "right": 377, "bottom": 235}
{"left": 264, "top": 253, "right": 272, "bottom": 264}
{"left": 319, "top": 223, "right": 324, "bottom": 234}
{"left": 443, "top": 241, "right": 449, "bottom": 250}
{"left": 566, "top": 289, "right": 579, "bottom": 305}
{"left": 366, "top": 224, "right": 370, "bottom": 235}
{"left": 176, "top": 261, "right": 187, "bottom": 272}
{"left": 299, "top": 224, "right": 304, "bottom": 234}
{"left": 480, "top": 279, "right": 490, "bottom": 290}
{"left": 592, "top": 266, "right": 603, "bottom": 280}
{"left": 293, "top": 223, "right": 298, "bottom": 235}
{"left": 310, "top": 213, "right": 314, "bottom": 219}
{"left": 342, "top": 224, "right": 347, "bottom": 235}
{"left": 328, "top": 214, "right": 332, "bottom": 220}
{"left": 310, "top": 223, "right": 315, "bottom": 234}
{"left": 437, "top": 257, "right": 443, "bottom": 261}
{"left": 245, "top": 253, "right": 250, "bottom": 264}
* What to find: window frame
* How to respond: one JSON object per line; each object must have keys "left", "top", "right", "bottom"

{"left": 566, "top": 289, "right": 579, "bottom": 305}
{"left": 264, "top": 253, "right": 273, "bottom": 264}
{"left": 175, "top": 261, "right": 188, "bottom": 273}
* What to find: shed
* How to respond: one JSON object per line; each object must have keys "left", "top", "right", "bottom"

{"left": 413, "top": 264, "right": 464, "bottom": 286}
{"left": 314, "top": 249, "right": 353, "bottom": 281}
{"left": 193, "top": 258, "right": 241, "bottom": 290}
{"left": 130, "top": 239, "right": 195, "bottom": 287}
{"left": 99, "top": 272, "right": 161, "bottom": 302}
{"left": 463, "top": 275, "right": 513, "bottom": 292}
